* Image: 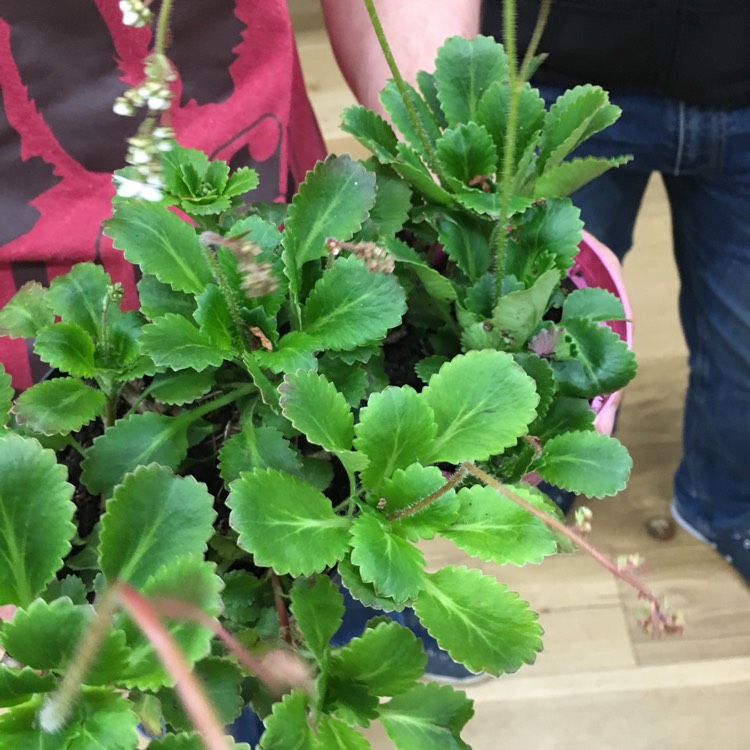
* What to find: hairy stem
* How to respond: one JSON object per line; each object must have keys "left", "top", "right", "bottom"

{"left": 462, "top": 462, "right": 674, "bottom": 621}
{"left": 386, "top": 466, "right": 468, "bottom": 520}
{"left": 270, "top": 571, "right": 293, "bottom": 646}
{"left": 154, "top": 0, "right": 174, "bottom": 56}
{"left": 361, "top": 0, "right": 446, "bottom": 184}
{"left": 519, "top": 0, "right": 551, "bottom": 82}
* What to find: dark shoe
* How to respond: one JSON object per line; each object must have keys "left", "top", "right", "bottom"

{"left": 536, "top": 480, "right": 577, "bottom": 516}
{"left": 671, "top": 499, "right": 750, "bottom": 584}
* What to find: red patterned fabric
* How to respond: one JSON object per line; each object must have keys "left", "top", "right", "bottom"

{"left": 0, "top": 0, "right": 325, "bottom": 389}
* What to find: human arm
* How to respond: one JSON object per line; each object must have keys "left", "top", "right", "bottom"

{"left": 320, "top": 0, "right": 481, "bottom": 114}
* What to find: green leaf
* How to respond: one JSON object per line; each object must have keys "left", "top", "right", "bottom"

{"left": 414, "top": 566, "right": 542, "bottom": 675}
{"left": 382, "top": 464, "right": 460, "bottom": 541}
{"left": 330, "top": 621, "right": 426, "bottom": 696}
{"left": 537, "top": 431, "right": 632, "bottom": 498}
{"left": 534, "top": 155, "right": 632, "bottom": 199}
{"left": 379, "top": 682, "right": 473, "bottom": 750}
{"left": 562, "top": 286, "right": 627, "bottom": 323}
{"left": 289, "top": 575, "right": 344, "bottom": 665}
{"left": 81, "top": 412, "right": 190, "bottom": 497}
{"left": 538, "top": 85, "right": 621, "bottom": 172}
{"left": 279, "top": 369, "right": 354, "bottom": 452}
{"left": 318, "top": 355, "right": 367, "bottom": 407}
{"left": 42, "top": 574, "right": 89, "bottom": 605}
{"left": 513, "top": 353, "right": 557, "bottom": 422}
{"left": 415, "top": 355, "right": 449, "bottom": 385}
{"left": 531, "top": 395, "right": 595, "bottom": 440}
{"left": 0, "top": 666, "right": 55, "bottom": 708}
{"left": 34, "top": 322, "right": 97, "bottom": 377}
{"left": 436, "top": 214, "right": 492, "bottom": 280}
{"left": 436, "top": 122, "right": 498, "bottom": 187}
{"left": 255, "top": 332, "right": 319, "bottom": 374}
{"left": 420, "top": 351, "right": 539, "bottom": 464}
{"left": 219, "top": 422, "right": 302, "bottom": 485}
{"left": 505, "top": 199, "right": 583, "bottom": 279}
{"left": 149, "top": 368, "right": 216, "bottom": 406}
{"left": 159, "top": 657, "right": 244, "bottom": 730}
{"left": 552, "top": 317, "right": 637, "bottom": 397}
{"left": 440, "top": 484, "right": 557, "bottom": 565}
{"left": 137, "top": 274, "right": 197, "bottom": 320}
{"left": 150, "top": 733, "right": 250, "bottom": 749}
{"left": 491, "top": 269, "right": 562, "bottom": 349}
{"left": 341, "top": 106, "right": 399, "bottom": 163}
{"left": 225, "top": 166, "right": 260, "bottom": 197}
{"left": 380, "top": 79, "right": 442, "bottom": 155}
{"left": 0, "top": 281, "right": 53, "bottom": 339}
{"left": 435, "top": 35, "right": 508, "bottom": 126}
{"left": 0, "top": 433, "right": 74, "bottom": 606}
{"left": 47, "top": 263, "right": 109, "bottom": 338}
{"left": 282, "top": 155, "right": 376, "bottom": 296}
{"left": 0, "top": 364, "right": 12, "bottom": 426}
{"left": 140, "top": 314, "right": 231, "bottom": 371}
{"left": 2, "top": 689, "right": 140, "bottom": 750}
{"left": 104, "top": 201, "right": 213, "bottom": 294}
{"left": 13, "top": 378, "right": 105, "bottom": 436}
{"left": 355, "top": 386, "right": 437, "bottom": 491}
{"left": 385, "top": 238, "right": 457, "bottom": 303}
{"left": 228, "top": 469, "right": 350, "bottom": 576}
{"left": 315, "top": 716, "right": 371, "bottom": 750}
{"left": 369, "top": 169, "right": 412, "bottom": 237}
{"left": 118, "top": 557, "right": 222, "bottom": 689}
{"left": 0, "top": 598, "right": 129, "bottom": 684}
{"left": 99, "top": 464, "right": 216, "bottom": 587}
{"left": 392, "top": 151, "right": 454, "bottom": 207}
{"left": 260, "top": 690, "right": 314, "bottom": 750}
{"left": 302, "top": 255, "right": 406, "bottom": 350}
{"left": 194, "top": 283, "right": 236, "bottom": 350}
{"left": 416, "top": 70, "right": 448, "bottom": 129}
{"left": 337, "top": 555, "right": 406, "bottom": 614}
{"left": 349, "top": 513, "right": 424, "bottom": 603}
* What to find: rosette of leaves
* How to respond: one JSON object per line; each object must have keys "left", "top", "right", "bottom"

{"left": 341, "top": 34, "right": 637, "bottom": 489}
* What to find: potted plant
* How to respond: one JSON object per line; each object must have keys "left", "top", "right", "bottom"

{"left": 0, "top": 1, "right": 679, "bottom": 747}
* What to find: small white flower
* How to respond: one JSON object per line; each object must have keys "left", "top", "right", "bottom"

{"left": 147, "top": 94, "right": 171, "bottom": 111}
{"left": 156, "top": 140, "right": 174, "bottom": 152}
{"left": 115, "top": 175, "right": 163, "bottom": 202}
{"left": 128, "top": 147, "right": 152, "bottom": 165}
{"left": 113, "top": 98, "right": 135, "bottom": 116}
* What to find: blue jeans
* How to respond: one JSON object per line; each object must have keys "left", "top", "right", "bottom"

{"left": 540, "top": 85, "right": 750, "bottom": 532}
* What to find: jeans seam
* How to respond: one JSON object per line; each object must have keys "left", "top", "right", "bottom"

{"left": 673, "top": 101, "right": 686, "bottom": 175}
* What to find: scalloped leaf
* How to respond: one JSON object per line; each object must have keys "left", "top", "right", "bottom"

{"left": 349, "top": 513, "right": 425, "bottom": 603}
{"left": 316, "top": 716, "right": 372, "bottom": 750}
{"left": 279, "top": 369, "right": 354, "bottom": 453}
{"left": 436, "top": 213, "right": 492, "bottom": 280}
{"left": 193, "top": 283, "right": 236, "bottom": 350}
{"left": 420, "top": 351, "right": 539, "bottom": 464}
{"left": 0, "top": 666, "right": 55, "bottom": 708}
{"left": 81, "top": 412, "right": 190, "bottom": 497}
{"left": 137, "top": 274, "right": 196, "bottom": 320}
{"left": 0, "top": 598, "right": 129, "bottom": 684}
{"left": 562, "top": 286, "right": 627, "bottom": 323}
{"left": 436, "top": 122, "right": 498, "bottom": 187}
{"left": 255, "top": 332, "right": 319, "bottom": 374}
{"left": 104, "top": 201, "right": 213, "bottom": 294}
{"left": 149, "top": 733, "right": 249, "bottom": 749}
{"left": 536, "top": 431, "right": 632, "bottom": 498}
{"left": 47, "top": 263, "right": 109, "bottom": 338}
{"left": 218, "top": 422, "right": 302, "bottom": 485}
{"left": 381, "top": 464, "right": 460, "bottom": 542}
{"left": 380, "top": 79, "right": 442, "bottom": 155}
{"left": 282, "top": 155, "right": 376, "bottom": 297}
{"left": 369, "top": 168, "right": 412, "bottom": 237}
{"left": 302, "top": 255, "right": 406, "bottom": 351}
{"left": 139, "top": 313, "right": 232, "bottom": 371}
{"left": 435, "top": 35, "right": 508, "bottom": 126}
{"left": 392, "top": 151, "right": 454, "bottom": 207}
{"left": 354, "top": 386, "right": 437, "bottom": 491}
{"left": 513, "top": 353, "right": 557, "bottom": 423}
{"left": 530, "top": 395, "right": 596, "bottom": 440}
{"left": 385, "top": 238, "right": 457, "bottom": 303}
{"left": 337, "top": 555, "right": 406, "bottom": 614}
{"left": 538, "top": 85, "right": 621, "bottom": 172}
{"left": 440, "top": 484, "right": 557, "bottom": 565}
{"left": 0, "top": 281, "right": 53, "bottom": 339}
{"left": 99, "top": 464, "right": 216, "bottom": 587}
{"left": 330, "top": 621, "right": 426, "bottom": 696}
{"left": 416, "top": 70, "right": 448, "bottom": 130}
{"left": 340, "top": 105, "right": 400, "bottom": 163}
{"left": 13, "top": 378, "right": 105, "bottom": 435}
{"left": 0, "top": 689, "right": 140, "bottom": 750}
{"left": 0, "top": 434, "right": 75, "bottom": 606}
{"left": 379, "top": 682, "right": 473, "bottom": 750}
{"left": 505, "top": 199, "right": 583, "bottom": 280}
{"left": 552, "top": 316, "right": 637, "bottom": 397}
{"left": 34, "top": 322, "right": 97, "bottom": 377}
{"left": 148, "top": 368, "right": 216, "bottom": 406}
{"left": 227, "top": 469, "right": 350, "bottom": 576}
{"left": 117, "top": 557, "right": 222, "bottom": 689}
{"left": 260, "top": 690, "right": 314, "bottom": 750}
{"left": 534, "top": 155, "right": 632, "bottom": 199}
{"left": 413, "top": 566, "right": 542, "bottom": 675}
{"left": 290, "top": 575, "right": 345, "bottom": 665}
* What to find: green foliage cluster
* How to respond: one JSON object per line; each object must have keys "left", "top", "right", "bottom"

{"left": 0, "top": 35, "right": 635, "bottom": 749}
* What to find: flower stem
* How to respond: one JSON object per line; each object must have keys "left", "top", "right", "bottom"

{"left": 154, "top": 0, "right": 174, "bottom": 56}
{"left": 386, "top": 466, "right": 468, "bottom": 520}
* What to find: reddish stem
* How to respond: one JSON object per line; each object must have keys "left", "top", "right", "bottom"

{"left": 270, "top": 571, "right": 293, "bottom": 645}
{"left": 386, "top": 466, "right": 468, "bottom": 521}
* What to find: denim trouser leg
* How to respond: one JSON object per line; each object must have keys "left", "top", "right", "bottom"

{"left": 538, "top": 85, "right": 750, "bottom": 531}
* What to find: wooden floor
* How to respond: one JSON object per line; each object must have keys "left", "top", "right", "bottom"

{"left": 293, "top": 8, "right": 750, "bottom": 749}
